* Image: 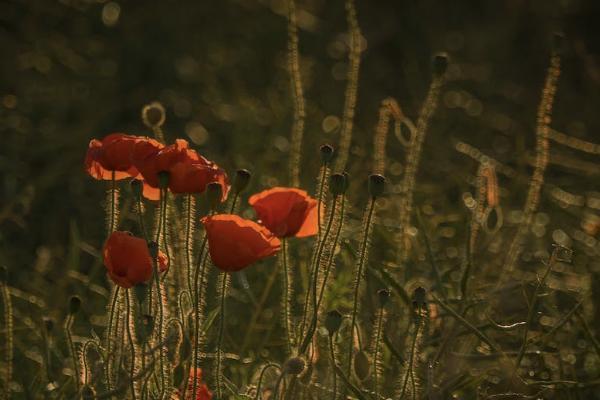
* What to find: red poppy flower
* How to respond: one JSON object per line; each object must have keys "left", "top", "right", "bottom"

{"left": 183, "top": 369, "right": 212, "bottom": 400}
{"left": 103, "top": 231, "right": 168, "bottom": 288}
{"left": 134, "top": 139, "right": 229, "bottom": 199}
{"left": 248, "top": 187, "right": 319, "bottom": 238}
{"left": 201, "top": 214, "right": 281, "bottom": 272}
{"left": 85, "top": 134, "right": 163, "bottom": 180}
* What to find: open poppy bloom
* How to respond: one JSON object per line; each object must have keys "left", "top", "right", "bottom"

{"left": 103, "top": 231, "right": 168, "bottom": 288}
{"left": 181, "top": 368, "right": 212, "bottom": 400}
{"left": 85, "top": 133, "right": 163, "bottom": 180}
{"left": 248, "top": 187, "right": 319, "bottom": 238}
{"left": 201, "top": 214, "right": 281, "bottom": 272}
{"left": 134, "top": 139, "right": 230, "bottom": 199}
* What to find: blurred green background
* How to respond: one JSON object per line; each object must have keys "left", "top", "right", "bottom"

{"left": 1, "top": 0, "right": 600, "bottom": 396}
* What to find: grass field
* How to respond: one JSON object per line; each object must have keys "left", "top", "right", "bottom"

{"left": 1, "top": 0, "right": 600, "bottom": 399}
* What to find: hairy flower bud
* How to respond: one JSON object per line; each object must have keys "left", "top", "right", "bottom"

{"left": 368, "top": 174, "right": 386, "bottom": 198}
{"left": 284, "top": 357, "right": 306, "bottom": 375}
{"left": 320, "top": 144, "right": 334, "bottom": 164}
{"left": 330, "top": 173, "right": 348, "bottom": 196}
{"left": 325, "top": 310, "right": 343, "bottom": 335}
{"left": 432, "top": 53, "right": 449, "bottom": 77}
{"left": 233, "top": 169, "right": 251, "bottom": 194}
{"left": 69, "top": 295, "right": 81, "bottom": 315}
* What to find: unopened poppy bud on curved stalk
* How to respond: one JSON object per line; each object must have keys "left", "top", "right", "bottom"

{"left": 68, "top": 296, "right": 81, "bottom": 315}
{"left": 233, "top": 169, "right": 251, "bottom": 194}
{"left": 552, "top": 32, "right": 565, "bottom": 55}
{"left": 201, "top": 214, "right": 281, "bottom": 272}
{"left": 329, "top": 173, "right": 348, "bottom": 196}
{"left": 43, "top": 317, "right": 54, "bottom": 333}
{"left": 103, "top": 232, "right": 168, "bottom": 288}
{"left": 325, "top": 310, "right": 343, "bottom": 335}
{"left": 319, "top": 143, "right": 335, "bottom": 164}
{"left": 141, "top": 101, "right": 166, "bottom": 129}
{"left": 248, "top": 187, "right": 319, "bottom": 238}
{"left": 368, "top": 174, "right": 386, "bottom": 198}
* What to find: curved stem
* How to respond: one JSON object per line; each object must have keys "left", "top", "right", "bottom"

{"left": 190, "top": 233, "right": 209, "bottom": 398}
{"left": 153, "top": 188, "right": 166, "bottom": 398}
{"left": 105, "top": 287, "right": 120, "bottom": 390}
{"left": 65, "top": 314, "right": 80, "bottom": 393}
{"left": 254, "top": 363, "right": 282, "bottom": 400}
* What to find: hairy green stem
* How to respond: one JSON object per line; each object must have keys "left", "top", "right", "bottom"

{"left": 65, "top": 313, "right": 80, "bottom": 393}
{"left": 125, "top": 291, "right": 138, "bottom": 400}
{"left": 346, "top": 197, "right": 376, "bottom": 376}
{"left": 281, "top": 239, "right": 294, "bottom": 353}
{"left": 215, "top": 273, "right": 230, "bottom": 399}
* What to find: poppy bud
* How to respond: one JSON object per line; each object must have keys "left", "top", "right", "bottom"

{"left": 432, "top": 53, "right": 449, "bottom": 77}
{"left": 43, "top": 317, "right": 54, "bottom": 333}
{"left": 552, "top": 32, "right": 565, "bottom": 55}
{"left": 377, "top": 288, "right": 390, "bottom": 307}
{"left": 233, "top": 169, "right": 251, "bottom": 194}
{"left": 148, "top": 242, "right": 160, "bottom": 262}
{"left": 81, "top": 385, "right": 96, "bottom": 400}
{"left": 325, "top": 310, "right": 343, "bottom": 335}
{"left": 284, "top": 357, "right": 306, "bottom": 375}
{"left": 320, "top": 144, "right": 335, "bottom": 164}
{"left": 353, "top": 350, "right": 371, "bottom": 382}
{"left": 136, "top": 314, "right": 154, "bottom": 343}
{"left": 412, "top": 286, "right": 427, "bottom": 308}
{"left": 206, "top": 182, "right": 223, "bottom": 210}
{"left": 330, "top": 173, "right": 348, "bottom": 196}
{"left": 368, "top": 174, "right": 386, "bottom": 198}
{"left": 69, "top": 296, "right": 81, "bottom": 315}
{"left": 134, "top": 283, "right": 148, "bottom": 306}
{"left": 130, "top": 179, "right": 143, "bottom": 198}
{"left": 141, "top": 101, "right": 166, "bottom": 128}
{"left": 157, "top": 171, "right": 170, "bottom": 189}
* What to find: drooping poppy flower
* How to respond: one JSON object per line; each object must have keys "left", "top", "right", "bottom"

{"left": 201, "top": 214, "right": 281, "bottom": 272}
{"left": 182, "top": 368, "right": 212, "bottom": 400}
{"left": 248, "top": 187, "right": 319, "bottom": 238}
{"left": 134, "top": 139, "right": 229, "bottom": 199}
{"left": 103, "top": 231, "right": 168, "bottom": 288}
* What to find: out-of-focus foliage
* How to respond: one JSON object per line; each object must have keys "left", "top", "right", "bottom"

{"left": 1, "top": 0, "right": 600, "bottom": 398}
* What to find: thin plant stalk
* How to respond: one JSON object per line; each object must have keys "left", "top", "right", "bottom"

{"left": 328, "top": 333, "right": 338, "bottom": 400}
{"left": 125, "top": 291, "right": 138, "bottom": 400}
{"left": 215, "top": 272, "right": 230, "bottom": 399}
{"left": 346, "top": 197, "right": 376, "bottom": 376}
{"left": 280, "top": 239, "right": 294, "bottom": 354}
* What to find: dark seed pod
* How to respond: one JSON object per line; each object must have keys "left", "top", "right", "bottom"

{"left": 377, "top": 289, "right": 391, "bottom": 307}
{"left": 330, "top": 173, "right": 349, "bottom": 196}
{"left": 69, "top": 296, "right": 81, "bottom": 315}
{"left": 325, "top": 310, "right": 343, "bottom": 335}
{"left": 412, "top": 286, "right": 427, "bottom": 308}
{"left": 141, "top": 101, "right": 166, "bottom": 128}
{"left": 432, "top": 53, "right": 449, "bottom": 77}
{"left": 284, "top": 357, "right": 306, "bottom": 375}
{"left": 206, "top": 182, "right": 223, "bottom": 210}
{"left": 368, "top": 174, "right": 386, "bottom": 198}
{"left": 320, "top": 144, "right": 335, "bottom": 164}
{"left": 233, "top": 169, "right": 251, "bottom": 194}
{"left": 353, "top": 350, "right": 371, "bottom": 382}
{"left": 130, "top": 179, "right": 143, "bottom": 198}
{"left": 157, "top": 171, "right": 170, "bottom": 189}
